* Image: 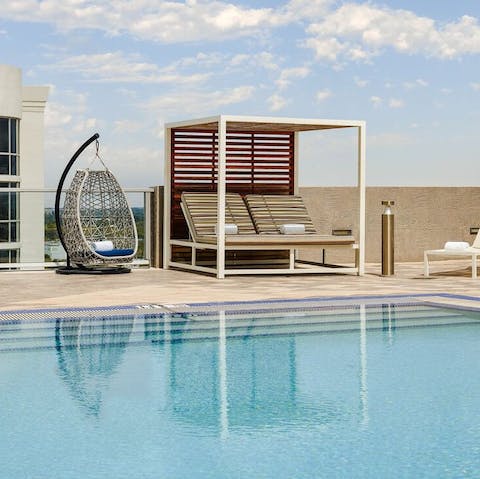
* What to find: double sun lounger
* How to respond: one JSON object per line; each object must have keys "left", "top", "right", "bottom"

{"left": 168, "top": 192, "right": 358, "bottom": 276}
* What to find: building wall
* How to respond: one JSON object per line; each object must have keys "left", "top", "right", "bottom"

{"left": 0, "top": 65, "right": 22, "bottom": 264}
{"left": 0, "top": 64, "right": 48, "bottom": 266}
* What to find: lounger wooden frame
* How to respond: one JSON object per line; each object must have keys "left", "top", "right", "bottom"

{"left": 164, "top": 115, "right": 366, "bottom": 278}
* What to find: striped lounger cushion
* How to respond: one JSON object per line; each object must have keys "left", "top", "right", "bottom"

{"left": 245, "top": 195, "right": 317, "bottom": 234}
{"left": 181, "top": 192, "right": 256, "bottom": 241}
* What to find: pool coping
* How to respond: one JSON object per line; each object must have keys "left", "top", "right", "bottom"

{"left": 1, "top": 292, "right": 480, "bottom": 322}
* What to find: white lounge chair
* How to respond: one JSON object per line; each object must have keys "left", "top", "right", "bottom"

{"left": 424, "top": 232, "right": 480, "bottom": 279}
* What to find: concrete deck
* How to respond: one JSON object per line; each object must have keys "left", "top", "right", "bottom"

{"left": 2, "top": 259, "right": 480, "bottom": 312}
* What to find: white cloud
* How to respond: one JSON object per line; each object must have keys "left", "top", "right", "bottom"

{"left": 99, "top": 145, "right": 163, "bottom": 187}
{"left": 4, "top": 0, "right": 478, "bottom": 68}
{"left": 145, "top": 85, "right": 255, "bottom": 115}
{"left": 43, "top": 89, "right": 103, "bottom": 185}
{"left": 45, "top": 103, "right": 73, "bottom": 128}
{"left": 354, "top": 76, "right": 368, "bottom": 88}
{"left": 43, "top": 85, "right": 164, "bottom": 187}
{"left": 404, "top": 78, "right": 428, "bottom": 89}
{"left": 44, "top": 91, "right": 89, "bottom": 129}
{"left": 389, "top": 98, "right": 404, "bottom": 108}
{"left": 73, "top": 118, "right": 97, "bottom": 133}
{"left": 267, "top": 93, "right": 288, "bottom": 111}
{"left": 45, "top": 52, "right": 210, "bottom": 85}
{"left": 1, "top": 0, "right": 479, "bottom": 68}
{"left": 305, "top": 4, "right": 480, "bottom": 63}
{"left": 42, "top": 50, "right": 281, "bottom": 86}
{"left": 276, "top": 66, "right": 310, "bottom": 90}
{"left": 228, "top": 51, "right": 280, "bottom": 71}
{"left": 281, "top": 0, "right": 334, "bottom": 22}
{"left": 0, "top": 0, "right": 288, "bottom": 43}
{"left": 304, "top": 36, "right": 346, "bottom": 62}
{"left": 113, "top": 120, "right": 143, "bottom": 134}
{"left": 370, "top": 96, "right": 382, "bottom": 108}
{"left": 167, "top": 52, "right": 224, "bottom": 70}
{"left": 471, "top": 82, "right": 480, "bottom": 91}
{"left": 208, "top": 4, "right": 274, "bottom": 32}
{"left": 316, "top": 89, "right": 332, "bottom": 102}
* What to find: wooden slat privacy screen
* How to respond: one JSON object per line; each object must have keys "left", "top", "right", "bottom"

{"left": 171, "top": 128, "right": 295, "bottom": 238}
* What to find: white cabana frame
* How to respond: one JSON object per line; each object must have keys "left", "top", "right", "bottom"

{"left": 163, "top": 115, "right": 366, "bottom": 278}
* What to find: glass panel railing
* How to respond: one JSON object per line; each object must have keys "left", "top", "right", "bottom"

{"left": 0, "top": 188, "right": 154, "bottom": 271}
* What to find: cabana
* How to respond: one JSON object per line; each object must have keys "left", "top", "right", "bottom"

{"left": 163, "top": 115, "right": 366, "bottom": 278}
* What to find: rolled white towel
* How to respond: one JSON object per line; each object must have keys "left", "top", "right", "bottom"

{"left": 214, "top": 223, "right": 238, "bottom": 234}
{"left": 92, "top": 240, "right": 114, "bottom": 251}
{"left": 444, "top": 241, "right": 470, "bottom": 250}
{"left": 279, "top": 223, "right": 305, "bottom": 234}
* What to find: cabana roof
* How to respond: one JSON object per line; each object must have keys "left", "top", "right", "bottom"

{"left": 165, "top": 114, "right": 364, "bottom": 132}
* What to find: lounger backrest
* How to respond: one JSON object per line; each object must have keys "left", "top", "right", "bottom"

{"left": 245, "top": 195, "right": 317, "bottom": 234}
{"left": 472, "top": 230, "right": 480, "bottom": 249}
{"left": 181, "top": 192, "right": 256, "bottom": 241}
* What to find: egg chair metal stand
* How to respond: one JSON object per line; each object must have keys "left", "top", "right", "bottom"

{"left": 55, "top": 133, "right": 138, "bottom": 274}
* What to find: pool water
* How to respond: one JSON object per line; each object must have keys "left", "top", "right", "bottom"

{"left": 1, "top": 303, "right": 480, "bottom": 478}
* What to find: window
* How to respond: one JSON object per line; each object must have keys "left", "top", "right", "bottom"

{"left": 0, "top": 182, "right": 19, "bottom": 243}
{"left": 0, "top": 118, "right": 20, "bottom": 260}
{"left": 0, "top": 118, "right": 19, "bottom": 176}
{"left": 0, "top": 249, "right": 18, "bottom": 264}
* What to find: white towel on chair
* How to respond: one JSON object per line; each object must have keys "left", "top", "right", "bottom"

{"left": 444, "top": 241, "right": 470, "bottom": 250}
{"left": 92, "top": 240, "right": 114, "bottom": 251}
{"left": 279, "top": 224, "right": 305, "bottom": 234}
{"left": 214, "top": 224, "right": 238, "bottom": 234}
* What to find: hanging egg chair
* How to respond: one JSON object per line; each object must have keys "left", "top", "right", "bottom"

{"left": 55, "top": 133, "right": 138, "bottom": 274}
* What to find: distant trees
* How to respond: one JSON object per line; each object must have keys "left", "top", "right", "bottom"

{"left": 44, "top": 207, "right": 146, "bottom": 258}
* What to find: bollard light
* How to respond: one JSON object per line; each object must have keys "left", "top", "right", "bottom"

{"left": 381, "top": 200, "right": 395, "bottom": 276}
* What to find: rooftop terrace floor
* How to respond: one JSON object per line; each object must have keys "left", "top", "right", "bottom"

{"left": 2, "top": 259, "right": 480, "bottom": 313}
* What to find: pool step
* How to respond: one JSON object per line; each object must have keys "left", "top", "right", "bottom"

{"left": 0, "top": 304, "right": 477, "bottom": 352}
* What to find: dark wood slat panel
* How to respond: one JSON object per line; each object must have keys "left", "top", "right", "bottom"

{"left": 226, "top": 154, "right": 291, "bottom": 159}
{"left": 173, "top": 152, "right": 218, "bottom": 158}
{"left": 226, "top": 141, "right": 291, "bottom": 146}
{"left": 170, "top": 128, "right": 295, "bottom": 238}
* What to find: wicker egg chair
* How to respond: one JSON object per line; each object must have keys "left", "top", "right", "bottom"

{"left": 55, "top": 133, "right": 138, "bottom": 274}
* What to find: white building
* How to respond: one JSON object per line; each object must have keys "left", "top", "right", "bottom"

{"left": 0, "top": 64, "right": 49, "bottom": 266}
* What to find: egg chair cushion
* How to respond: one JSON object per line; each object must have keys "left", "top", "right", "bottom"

{"left": 95, "top": 248, "right": 135, "bottom": 257}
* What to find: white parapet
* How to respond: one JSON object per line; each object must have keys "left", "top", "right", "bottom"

{"left": 19, "top": 85, "right": 50, "bottom": 266}
{"left": 0, "top": 64, "right": 22, "bottom": 119}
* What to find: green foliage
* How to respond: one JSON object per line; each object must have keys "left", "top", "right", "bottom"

{"left": 44, "top": 208, "right": 59, "bottom": 241}
{"left": 44, "top": 207, "right": 147, "bottom": 258}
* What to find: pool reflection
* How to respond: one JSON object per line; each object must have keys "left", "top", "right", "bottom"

{"left": 145, "top": 312, "right": 345, "bottom": 435}
{"left": 55, "top": 317, "right": 134, "bottom": 417}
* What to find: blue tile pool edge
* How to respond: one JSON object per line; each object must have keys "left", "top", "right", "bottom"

{"left": 1, "top": 292, "right": 480, "bottom": 323}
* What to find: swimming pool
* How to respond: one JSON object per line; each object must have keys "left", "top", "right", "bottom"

{"left": 1, "top": 299, "right": 479, "bottom": 478}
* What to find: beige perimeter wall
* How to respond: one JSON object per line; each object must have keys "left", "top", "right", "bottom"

{"left": 300, "top": 187, "right": 480, "bottom": 263}
{"left": 153, "top": 187, "right": 480, "bottom": 266}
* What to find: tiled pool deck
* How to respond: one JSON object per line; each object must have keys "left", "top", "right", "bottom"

{"left": 2, "top": 259, "right": 480, "bottom": 314}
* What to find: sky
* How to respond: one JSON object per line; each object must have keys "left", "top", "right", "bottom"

{"left": 1, "top": 0, "right": 479, "bottom": 188}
